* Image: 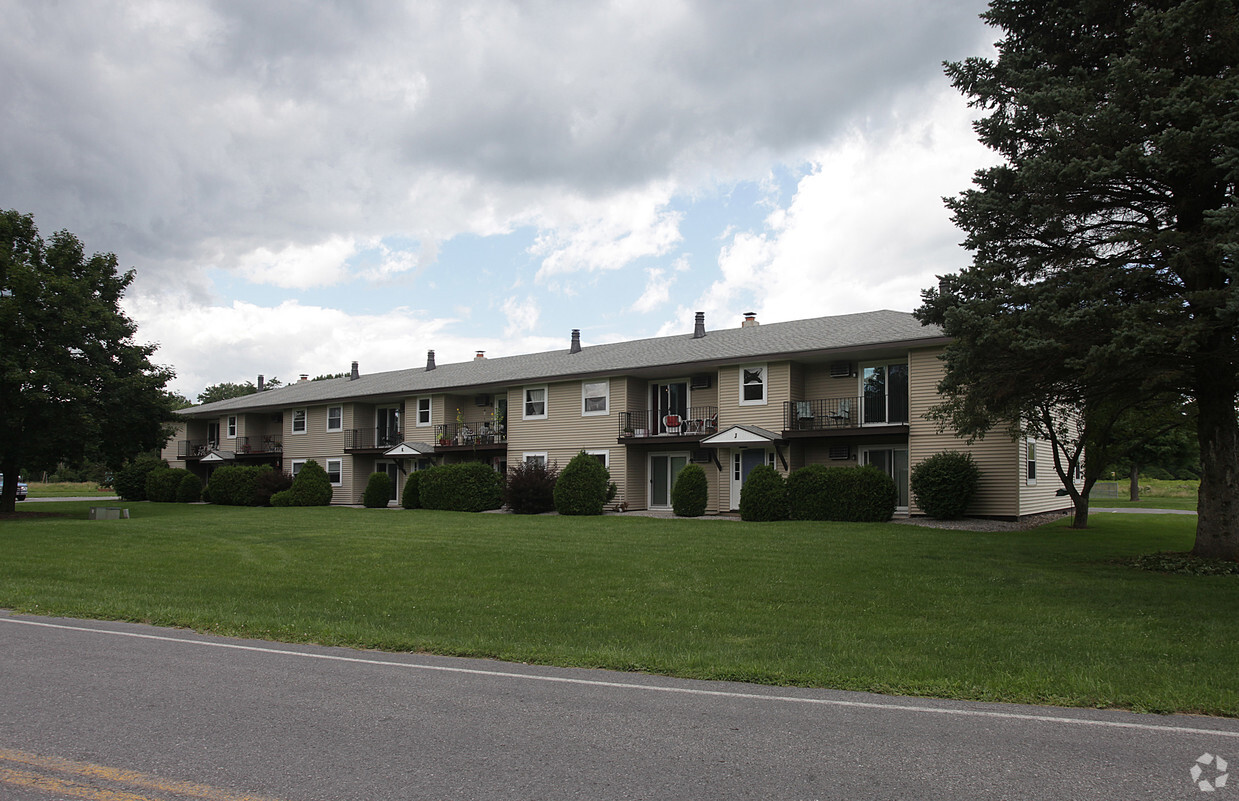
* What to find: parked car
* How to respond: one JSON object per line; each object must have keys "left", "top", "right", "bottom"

{"left": 0, "top": 473, "right": 29, "bottom": 501}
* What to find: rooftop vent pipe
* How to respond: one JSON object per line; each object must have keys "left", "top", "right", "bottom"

{"left": 693, "top": 311, "right": 706, "bottom": 339}
{"left": 426, "top": 350, "right": 436, "bottom": 371}
{"left": 350, "top": 361, "right": 359, "bottom": 380}
{"left": 570, "top": 329, "right": 582, "bottom": 354}
{"left": 257, "top": 374, "right": 265, "bottom": 392}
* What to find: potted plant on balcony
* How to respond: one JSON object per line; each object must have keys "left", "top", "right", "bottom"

{"left": 622, "top": 425, "right": 634, "bottom": 438}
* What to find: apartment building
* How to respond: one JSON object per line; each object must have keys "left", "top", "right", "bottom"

{"left": 164, "top": 310, "right": 1073, "bottom": 517}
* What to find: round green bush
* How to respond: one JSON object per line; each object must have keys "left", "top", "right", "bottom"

{"left": 145, "top": 467, "right": 192, "bottom": 503}
{"left": 401, "top": 470, "right": 423, "bottom": 509}
{"left": 787, "top": 464, "right": 837, "bottom": 521}
{"left": 175, "top": 472, "right": 203, "bottom": 503}
{"left": 206, "top": 464, "right": 270, "bottom": 506}
{"left": 270, "top": 489, "right": 293, "bottom": 507}
{"left": 289, "top": 459, "right": 333, "bottom": 506}
{"left": 909, "top": 451, "right": 981, "bottom": 519}
{"left": 114, "top": 455, "right": 166, "bottom": 501}
{"left": 739, "top": 464, "right": 788, "bottom": 521}
{"left": 554, "top": 451, "right": 611, "bottom": 515}
{"left": 846, "top": 465, "right": 899, "bottom": 522}
{"left": 363, "top": 471, "right": 392, "bottom": 508}
{"left": 671, "top": 463, "right": 708, "bottom": 517}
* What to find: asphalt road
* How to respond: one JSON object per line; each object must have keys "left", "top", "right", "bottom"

{"left": 2, "top": 612, "right": 1235, "bottom": 801}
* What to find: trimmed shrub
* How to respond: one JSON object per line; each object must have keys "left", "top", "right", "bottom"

{"left": 363, "top": 472, "right": 393, "bottom": 508}
{"left": 206, "top": 464, "right": 270, "bottom": 507}
{"left": 401, "top": 470, "right": 423, "bottom": 509}
{"left": 145, "top": 467, "right": 192, "bottom": 503}
{"left": 554, "top": 451, "right": 611, "bottom": 516}
{"left": 909, "top": 451, "right": 981, "bottom": 519}
{"left": 254, "top": 467, "right": 293, "bottom": 507}
{"left": 787, "top": 464, "right": 898, "bottom": 522}
{"left": 114, "top": 455, "right": 166, "bottom": 501}
{"left": 270, "top": 489, "right": 293, "bottom": 507}
{"left": 419, "top": 462, "right": 503, "bottom": 512}
{"left": 175, "top": 472, "right": 203, "bottom": 503}
{"left": 671, "top": 463, "right": 708, "bottom": 517}
{"left": 787, "top": 464, "right": 834, "bottom": 521}
{"left": 289, "top": 460, "right": 333, "bottom": 506}
{"left": 739, "top": 465, "right": 788, "bottom": 522}
{"left": 845, "top": 465, "right": 899, "bottom": 522}
{"left": 505, "top": 459, "right": 559, "bottom": 514}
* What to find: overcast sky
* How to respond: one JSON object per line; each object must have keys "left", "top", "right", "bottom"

{"left": 2, "top": 0, "right": 998, "bottom": 398}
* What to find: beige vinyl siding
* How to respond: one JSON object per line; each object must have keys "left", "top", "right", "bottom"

{"left": 282, "top": 405, "right": 353, "bottom": 503}
{"left": 717, "top": 361, "right": 789, "bottom": 432}
{"left": 1018, "top": 437, "right": 1077, "bottom": 515}
{"left": 908, "top": 347, "right": 1020, "bottom": 517}
{"left": 161, "top": 423, "right": 188, "bottom": 468}
{"left": 802, "top": 364, "right": 861, "bottom": 403}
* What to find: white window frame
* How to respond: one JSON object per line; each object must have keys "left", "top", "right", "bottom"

{"left": 326, "top": 406, "right": 343, "bottom": 432}
{"left": 523, "top": 386, "right": 548, "bottom": 420}
{"left": 291, "top": 409, "right": 307, "bottom": 434}
{"left": 227, "top": 416, "right": 237, "bottom": 438}
{"left": 290, "top": 459, "right": 305, "bottom": 478}
{"left": 581, "top": 380, "right": 609, "bottom": 416}
{"left": 416, "top": 397, "right": 431, "bottom": 427}
{"left": 585, "top": 449, "right": 609, "bottom": 468}
{"left": 523, "top": 452, "right": 548, "bottom": 468}
{"left": 326, "top": 458, "right": 343, "bottom": 486}
{"left": 1026, "top": 439, "right": 1037, "bottom": 485}
{"left": 739, "top": 364, "right": 767, "bottom": 406}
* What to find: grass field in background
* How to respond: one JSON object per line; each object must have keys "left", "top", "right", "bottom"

{"left": 1, "top": 502, "right": 1234, "bottom": 716}
{"left": 25, "top": 482, "right": 115, "bottom": 498}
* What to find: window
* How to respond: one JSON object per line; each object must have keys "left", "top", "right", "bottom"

{"left": 291, "top": 409, "right": 307, "bottom": 434}
{"left": 586, "top": 449, "right": 609, "bottom": 468}
{"left": 582, "top": 380, "right": 609, "bottom": 416}
{"left": 524, "top": 452, "right": 548, "bottom": 468}
{"left": 861, "top": 363, "right": 910, "bottom": 425}
{"left": 326, "top": 458, "right": 342, "bottom": 486}
{"left": 327, "top": 406, "right": 343, "bottom": 432}
{"left": 1026, "top": 440, "right": 1037, "bottom": 484}
{"left": 524, "top": 386, "right": 547, "bottom": 420}
{"left": 227, "top": 416, "right": 237, "bottom": 438}
{"left": 739, "top": 364, "right": 766, "bottom": 405}
{"left": 416, "top": 397, "right": 431, "bottom": 427}
{"left": 290, "top": 460, "right": 305, "bottom": 477}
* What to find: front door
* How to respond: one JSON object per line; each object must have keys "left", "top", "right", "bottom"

{"left": 730, "top": 449, "right": 771, "bottom": 510}
{"left": 649, "top": 453, "right": 688, "bottom": 508}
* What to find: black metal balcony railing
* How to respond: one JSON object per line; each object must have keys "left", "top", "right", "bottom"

{"left": 434, "top": 421, "right": 506, "bottom": 447}
{"left": 618, "top": 407, "right": 718, "bottom": 439}
{"left": 783, "top": 396, "right": 909, "bottom": 431}
{"left": 235, "top": 435, "right": 282, "bottom": 455}
{"left": 178, "top": 440, "right": 216, "bottom": 458}
{"left": 344, "top": 428, "right": 404, "bottom": 450}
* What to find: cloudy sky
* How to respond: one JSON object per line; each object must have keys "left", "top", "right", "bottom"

{"left": 2, "top": 0, "right": 998, "bottom": 399}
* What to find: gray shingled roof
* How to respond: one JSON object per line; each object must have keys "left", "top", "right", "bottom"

{"left": 179, "top": 309, "right": 944, "bottom": 416}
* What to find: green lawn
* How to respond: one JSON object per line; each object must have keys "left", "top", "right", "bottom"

{"left": 2, "top": 502, "right": 1236, "bottom": 716}
{"left": 26, "top": 481, "right": 115, "bottom": 498}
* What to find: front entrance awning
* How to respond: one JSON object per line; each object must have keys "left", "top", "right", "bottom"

{"left": 700, "top": 425, "right": 784, "bottom": 448}
{"left": 383, "top": 442, "right": 436, "bottom": 458}
{"left": 200, "top": 450, "right": 236, "bottom": 464}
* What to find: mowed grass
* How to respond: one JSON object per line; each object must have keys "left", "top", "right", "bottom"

{"left": 25, "top": 481, "right": 115, "bottom": 498}
{"left": 2, "top": 502, "right": 1236, "bottom": 716}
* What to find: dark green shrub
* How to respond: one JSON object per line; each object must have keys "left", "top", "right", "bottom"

{"left": 787, "top": 464, "right": 834, "bottom": 520}
{"left": 846, "top": 465, "right": 899, "bottom": 522}
{"left": 787, "top": 465, "right": 898, "bottom": 522}
{"left": 200, "top": 483, "right": 211, "bottom": 503}
{"left": 909, "top": 451, "right": 981, "bottom": 519}
{"left": 253, "top": 467, "right": 293, "bottom": 507}
{"left": 363, "top": 472, "right": 392, "bottom": 508}
{"left": 145, "top": 467, "right": 192, "bottom": 503}
{"left": 739, "top": 465, "right": 788, "bottom": 522}
{"left": 114, "top": 455, "right": 166, "bottom": 501}
{"left": 419, "top": 463, "right": 503, "bottom": 512}
{"left": 289, "top": 460, "right": 333, "bottom": 506}
{"left": 270, "top": 489, "right": 293, "bottom": 507}
{"left": 206, "top": 465, "right": 269, "bottom": 506}
{"left": 175, "top": 472, "right": 203, "bottom": 503}
{"left": 671, "top": 463, "right": 708, "bottom": 517}
{"left": 401, "top": 470, "right": 423, "bottom": 509}
{"left": 504, "top": 459, "right": 558, "bottom": 514}
{"left": 554, "top": 452, "right": 611, "bottom": 515}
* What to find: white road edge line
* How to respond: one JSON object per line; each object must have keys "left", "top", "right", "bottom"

{"left": 4, "top": 615, "right": 1237, "bottom": 740}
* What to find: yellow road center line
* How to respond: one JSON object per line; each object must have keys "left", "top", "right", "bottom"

{"left": 0, "top": 747, "right": 288, "bottom": 801}
{"left": 0, "top": 765, "right": 156, "bottom": 801}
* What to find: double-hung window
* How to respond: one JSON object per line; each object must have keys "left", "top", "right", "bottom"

{"left": 1026, "top": 440, "right": 1037, "bottom": 484}
{"left": 524, "top": 386, "right": 547, "bottom": 420}
{"left": 326, "top": 458, "right": 342, "bottom": 486}
{"left": 291, "top": 409, "right": 307, "bottom": 434}
{"left": 416, "top": 397, "right": 431, "bottom": 427}
{"left": 582, "top": 380, "right": 609, "bottom": 416}
{"left": 739, "top": 364, "right": 767, "bottom": 405}
{"left": 227, "top": 416, "right": 237, "bottom": 438}
{"left": 327, "top": 406, "right": 343, "bottom": 432}
{"left": 524, "top": 452, "right": 548, "bottom": 468}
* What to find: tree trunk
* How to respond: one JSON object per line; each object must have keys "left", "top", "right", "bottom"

{"left": 1193, "top": 381, "right": 1239, "bottom": 560}
{"left": 0, "top": 455, "right": 19, "bottom": 514}
{"left": 1129, "top": 463, "right": 1140, "bottom": 502}
{"left": 1072, "top": 495, "right": 1090, "bottom": 528}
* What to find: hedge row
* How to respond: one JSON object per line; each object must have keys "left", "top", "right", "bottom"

{"left": 418, "top": 462, "right": 503, "bottom": 512}
{"left": 741, "top": 464, "right": 898, "bottom": 523}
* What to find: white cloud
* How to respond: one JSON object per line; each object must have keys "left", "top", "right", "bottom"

{"left": 501, "top": 296, "right": 541, "bottom": 338}
{"left": 235, "top": 236, "right": 359, "bottom": 288}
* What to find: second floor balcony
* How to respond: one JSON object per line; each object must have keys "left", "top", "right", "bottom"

{"left": 783, "top": 396, "right": 909, "bottom": 432}
{"left": 434, "top": 420, "right": 506, "bottom": 448}
{"left": 618, "top": 407, "right": 718, "bottom": 440}
{"left": 344, "top": 428, "right": 404, "bottom": 451}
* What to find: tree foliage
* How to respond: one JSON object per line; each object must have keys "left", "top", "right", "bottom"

{"left": 917, "top": 0, "right": 1238, "bottom": 554}
{"left": 0, "top": 211, "right": 175, "bottom": 512}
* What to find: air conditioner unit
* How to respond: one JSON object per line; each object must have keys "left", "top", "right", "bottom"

{"left": 829, "top": 446, "right": 851, "bottom": 460}
{"left": 690, "top": 449, "right": 713, "bottom": 464}
{"left": 690, "top": 374, "right": 712, "bottom": 389}
{"left": 829, "top": 361, "right": 854, "bottom": 378}
{"left": 475, "top": 394, "right": 491, "bottom": 406}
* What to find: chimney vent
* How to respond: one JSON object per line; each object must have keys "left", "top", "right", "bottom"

{"left": 693, "top": 311, "right": 706, "bottom": 339}
{"left": 257, "top": 375, "right": 265, "bottom": 392}
{"left": 570, "top": 329, "right": 582, "bottom": 354}
{"left": 741, "top": 311, "right": 759, "bottom": 328}
{"left": 299, "top": 374, "right": 309, "bottom": 382}
{"left": 475, "top": 350, "right": 486, "bottom": 360}
{"left": 350, "top": 361, "right": 359, "bottom": 381}
{"left": 426, "top": 350, "right": 436, "bottom": 371}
